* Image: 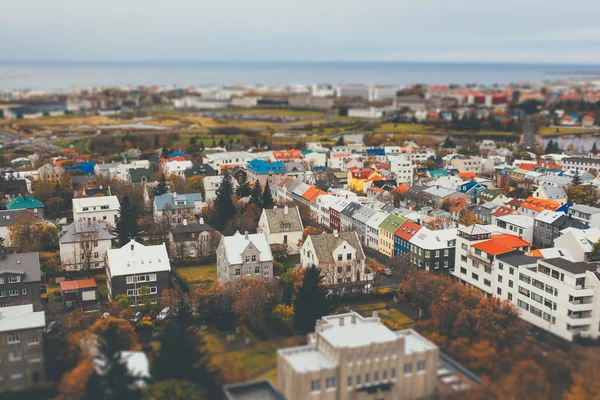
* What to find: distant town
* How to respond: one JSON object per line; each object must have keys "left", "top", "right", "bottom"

{"left": 0, "top": 78, "right": 599, "bottom": 399}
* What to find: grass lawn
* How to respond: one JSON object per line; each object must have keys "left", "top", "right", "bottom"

{"left": 176, "top": 264, "right": 217, "bottom": 283}
{"left": 224, "top": 108, "right": 325, "bottom": 119}
{"left": 212, "top": 341, "right": 278, "bottom": 377}
{"left": 41, "top": 283, "right": 61, "bottom": 300}
{"left": 279, "top": 254, "right": 300, "bottom": 271}
{"left": 376, "top": 123, "right": 430, "bottom": 133}
{"left": 539, "top": 126, "right": 600, "bottom": 136}
{"left": 341, "top": 301, "right": 414, "bottom": 331}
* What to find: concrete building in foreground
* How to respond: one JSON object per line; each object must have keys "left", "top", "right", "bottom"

{"left": 277, "top": 312, "right": 479, "bottom": 400}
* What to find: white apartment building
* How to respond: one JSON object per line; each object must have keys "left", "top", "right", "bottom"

{"left": 495, "top": 214, "right": 534, "bottom": 244}
{"left": 561, "top": 157, "right": 600, "bottom": 173}
{"left": 568, "top": 204, "right": 600, "bottom": 229}
{"left": 277, "top": 312, "right": 474, "bottom": 400}
{"left": 72, "top": 196, "right": 120, "bottom": 226}
{"left": 59, "top": 220, "right": 113, "bottom": 271}
{"left": 388, "top": 156, "right": 414, "bottom": 186}
{"left": 204, "top": 152, "right": 253, "bottom": 174}
{"left": 365, "top": 212, "right": 388, "bottom": 251}
{"left": 163, "top": 160, "right": 192, "bottom": 178}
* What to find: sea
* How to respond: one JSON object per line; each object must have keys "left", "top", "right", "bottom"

{"left": 1, "top": 61, "right": 600, "bottom": 91}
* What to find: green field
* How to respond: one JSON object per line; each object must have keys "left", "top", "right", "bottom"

{"left": 224, "top": 108, "right": 325, "bottom": 119}
{"left": 539, "top": 126, "right": 600, "bottom": 136}
{"left": 376, "top": 123, "right": 431, "bottom": 133}
{"left": 176, "top": 264, "right": 217, "bottom": 283}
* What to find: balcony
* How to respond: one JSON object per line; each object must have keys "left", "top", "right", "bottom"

{"left": 467, "top": 252, "right": 492, "bottom": 268}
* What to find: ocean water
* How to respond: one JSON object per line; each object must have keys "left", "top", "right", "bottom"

{"left": 0, "top": 61, "right": 599, "bottom": 91}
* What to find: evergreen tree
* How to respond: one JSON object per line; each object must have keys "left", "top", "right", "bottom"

{"left": 249, "top": 180, "right": 263, "bottom": 209}
{"left": 572, "top": 170, "right": 582, "bottom": 186}
{"left": 442, "top": 135, "right": 455, "bottom": 148}
{"left": 261, "top": 181, "right": 275, "bottom": 209}
{"left": 545, "top": 140, "right": 555, "bottom": 154}
{"left": 218, "top": 138, "right": 225, "bottom": 147}
{"left": 293, "top": 265, "right": 331, "bottom": 333}
{"left": 83, "top": 324, "right": 140, "bottom": 400}
{"left": 151, "top": 300, "right": 218, "bottom": 394}
{"left": 154, "top": 175, "right": 169, "bottom": 197}
{"left": 115, "top": 196, "right": 141, "bottom": 246}
{"left": 200, "top": 142, "right": 205, "bottom": 151}
{"left": 236, "top": 174, "right": 251, "bottom": 198}
{"left": 593, "top": 142, "right": 598, "bottom": 154}
{"left": 213, "top": 173, "right": 236, "bottom": 230}
{"left": 336, "top": 135, "right": 345, "bottom": 146}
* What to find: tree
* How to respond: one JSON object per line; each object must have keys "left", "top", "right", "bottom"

{"left": 442, "top": 135, "right": 455, "bottom": 148}
{"left": 187, "top": 176, "right": 205, "bottom": 198}
{"left": 567, "top": 184, "right": 597, "bottom": 206}
{"left": 68, "top": 220, "right": 102, "bottom": 276}
{"left": 154, "top": 175, "right": 169, "bottom": 196}
{"left": 151, "top": 300, "right": 219, "bottom": 395}
{"left": 299, "top": 226, "right": 325, "bottom": 246}
{"left": 593, "top": 142, "right": 598, "bottom": 154}
{"left": 58, "top": 358, "right": 96, "bottom": 400}
{"left": 143, "top": 380, "right": 207, "bottom": 400}
{"left": 590, "top": 239, "right": 600, "bottom": 261}
{"left": 294, "top": 265, "right": 330, "bottom": 333}
{"left": 249, "top": 180, "right": 263, "bottom": 209}
{"left": 261, "top": 181, "right": 275, "bottom": 209}
{"left": 336, "top": 135, "right": 345, "bottom": 146}
{"left": 213, "top": 173, "right": 236, "bottom": 230}
{"left": 90, "top": 317, "right": 138, "bottom": 352}
{"left": 271, "top": 304, "right": 294, "bottom": 330}
{"left": 236, "top": 174, "right": 251, "bottom": 198}
{"left": 458, "top": 209, "right": 477, "bottom": 226}
{"left": 564, "top": 350, "right": 600, "bottom": 400}
{"left": 572, "top": 170, "right": 582, "bottom": 186}
{"left": 545, "top": 140, "right": 555, "bottom": 154}
{"left": 8, "top": 210, "right": 58, "bottom": 253}
{"left": 231, "top": 279, "right": 269, "bottom": 332}
{"left": 115, "top": 196, "right": 141, "bottom": 246}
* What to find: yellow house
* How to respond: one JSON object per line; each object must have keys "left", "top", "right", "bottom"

{"left": 347, "top": 168, "right": 382, "bottom": 193}
{"left": 378, "top": 214, "right": 407, "bottom": 257}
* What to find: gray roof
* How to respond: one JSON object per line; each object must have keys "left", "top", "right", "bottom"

{"left": 570, "top": 204, "right": 600, "bottom": 215}
{"left": 59, "top": 220, "right": 113, "bottom": 244}
{"left": 284, "top": 162, "right": 305, "bottom": 173}
{"left": 0, "top": 252, "right": 41, "bottom": 283}
{"left": 496, "top": 251, "right": 539, "bottom": 267}
{"left": 479, "top": 189, "right": 504, "bottom": 200}
{"left": 538, "top": 184, "right": 566, "bottom": 199}
{"left": 309, "top": 231, "right": 365, "bottom": 264}
{"left": 96, "top": 163, "right": 118, "bottom": 171}
{"left": 352, "top": 206, "right": 377, "bottom": 224}
{"left": 170, "top": 221, "right": 216, "bottom": 234}
{"left": 129, "top": 167, "right": 155, "bottom": 183}
{"left": 0, "top": 209, "right": 33, "bottom": 227}
{"left": 222, "top": 380, "right": 286, "bottom": 400}
{"left": 263, "top": 206, "right": 303, "bottom": 233}
{"left": 155, "top": 192, "right": 204, "bottom": 211}
{"left": 341, "top": 202, "right": 362, "bottom": 217}
{"left": 542, "top": 257, "right": 600, "bottom": 275}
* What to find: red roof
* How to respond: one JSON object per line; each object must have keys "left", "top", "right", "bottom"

{"left": 472, "top": 234, "right": 530, "bottom": 256}
{"left": 60, "top": 279, "right": 97, "bottom": 291}
{"left": 273, "top": 150, "right": 301, "bottom": 160}
{"left": 519, "top": 163, "right": 537, "bottom": 171}
{"left": 395, "top": 221, "right": 422, "bottom": 241}
{"left": 396, "top": 185, "right": 410, "bottom": 194}
{"left": 520, "top": 196, "right": 560, "bottom": 212}
{"left": 492, "top": 206, "right": 514, "bottom": 217}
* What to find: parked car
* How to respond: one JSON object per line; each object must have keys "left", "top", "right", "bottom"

{"left": 40, "top": 284, "right": 47, "bottom": 294}
{"left": 157, "top": 307, "right": 170, "bottom": 321}
{"left": 131, "top": 312, "right": 143, "bottom": 323}
{"left": 44, "top": 321, "right": 60, "bottom": 334}
{"left": 64, "top": 300, "right": 75, "bottom": 310}
{"left": 383, "top": 268, "right": 392, "bottom": 276}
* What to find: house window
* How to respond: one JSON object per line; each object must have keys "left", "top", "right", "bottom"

{"left": 417, "top": 361, "right": 426, "bottom": 372}
{"left": 255, "top": 266, "right": 260, "bottom": 274}
{"left": 326, "top": 377, "right": 336, "bottom": 390}
{"left": 425, "top": 251, "right": 430, "bottom": 258}
{"left": 472, "top": 273, "right": 479, "bottom": 281}
{"left": 28, "top": 338, "right": 39, "bottom": 346}
{"left": 126, "top": 276, "right": 135, "bottom": 284}
{"left": 497, "top": 288, "right": 502, "bottom": 296}
{"left": 264, "top": 270, "right": 270, "bottom": 277}
{"left": 0, "top": 290, "right": 4, "bottom": 297}
{"left": 8, "top": 276, "right": 20, "bottom": 283}
{"left": 356, "top": 374, "right": 361, "bottom": 386}
{"left": 347, "top": 253, "right": 351, "bottom": 260}
{"left": 7, "top": 334, "right": 20, "bottom": 344}
{"left": 484, "top": 279, "right": 491, "bottom": 287}
{"left": 404, "top": 363, "right": 413, "bottom": 375}
{"left": 246, "top": 267, "right": 251, "bottom": 275}
{"left": 337, "top": 254, "right": 343, "bottom": 261}
{"left": 9, "top": 351, "right": 22, "bottom": 361}
{"left": 9, "top": 289, "right": 19, "bottom": 296}
{"left": 347, "top": 376, "right": 352, "bottom": 387}
{"left": 509, "top": 267, "right": 514, "bottom": 275}
{"left": 22, "top": 288, "right": 26, "bottom": 295}
{"left": 391, "top": 368, "right": 397, "bottom": 379}
{"left": 310, "top": 379, "right": 321, "bottom": 393}
{"left": 509, "top": 280, "right": 514, "bottom": 288}
{"left": 245, "top": 256, "right": 250, "bottom": 263}
{"left": 252, "top": 255, "right": 257, "bottom": 262}
{"left": 149, "top": 287, "right": 157, "bottom": 294}
{"left": 0, "top": 278, "right": 3, "bottom": 284}
{"left": 365, "top": 373, "right": 370, "bottom": 384}
{"left": 235, "top": 268, "right": 241, "bottom": 276}
{"left": 435, "top": 250, "right": 440, "bottom": 257}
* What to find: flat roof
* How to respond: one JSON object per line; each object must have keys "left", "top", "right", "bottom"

{"left": 223, "top": 380, "right": 286, "bottom": 400}
{"left": 542, "top": 257, "right": 599, "bottom": 275}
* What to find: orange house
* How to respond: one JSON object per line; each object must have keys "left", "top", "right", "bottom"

{"left": 519, "top": 196, "right": 561, "bottom": 217}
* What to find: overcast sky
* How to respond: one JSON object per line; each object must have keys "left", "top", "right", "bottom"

{"left": 2, "top": 0, "right": 600, "bottom": 64}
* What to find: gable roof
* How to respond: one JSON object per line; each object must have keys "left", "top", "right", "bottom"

{"left": 409, "top": 227, "right": 456, "bottom": 250}
{"left": 308, "top": 231, "right": 365, "bottom": 264}
{"left": 0, "top": 252, "right": 41, "bottom": 283}
{"left": 379, "top": 214, "right": 407, "bottom": 234}
{"left": 129, "top": 167, "right": 156, "bottom": 183}
{"left": 395, "top": 220, "right": 422, "bottom": 241}
{"left": 472, "top": 234, "right": 530, "bottom": 256}
{"left": 263, "top": 206, "right": 303, "bottom": 233}
{"left": 59, "top": 220, "right": 113, "bottom": 244}
{"left": 154, "top": 192, "right": 204, "bottom": 211}
{"left": 221, "top": 232, "right": 273, "bottom": 265}
{"left": 6, "top": 195, "right": 44, "bottom": 210}
{"left": 107, "top": 240, "right": 171, "bottom": 276}
{"left": 537, "top": 184, "right": 566, "bottom": 199}
{"left": 492, "top": 205, "right": 515, "bottom": 217}
{"left": 60, "top": 279, "right": 98, "bottom": 291}
{"left": 184, "top": 164, "right": 217, "bottom": 178}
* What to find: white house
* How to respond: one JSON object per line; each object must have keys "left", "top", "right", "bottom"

{"left": 495, "top": 214, "right": 534, "bottom": 244}
{"left": 204, "top": 152, "right": 253, "bottom": 174}
{"left": 300, "top": 231, "right": 368, "bottom": 285}
{"left": 568, "top": 204, "right": 600, "bottom": 229}
{"left": 59, "top": 220, "right": 113, "bottom": 272}
{"left": 258, "top": 206, "right": 304, "bottom": 254}
{"left": 533, "top": 184, "right": 568, "bottom": 204}
{"left": 72, "top": 196, "right": 120, "bottom": 226}
{"left": 163, "top": 160, "right": 192, "bottom": 178}
{"left": 365, "top": 212, "right": 388, "bottom": 251}
{"left": 153, "top": 192, "right": 205, "bottom": 223}
{"left": 388, "top": 156, "right": 414, "bottom": 186}
{"left": 217, "top": 231, "right": 273, "bottom": 282}
{"left": 554, "top": 228, "right": 600, "bottom": 262}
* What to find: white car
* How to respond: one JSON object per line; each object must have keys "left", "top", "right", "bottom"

{"left": 157, "top": 307, "right": 170, "bottom": 321}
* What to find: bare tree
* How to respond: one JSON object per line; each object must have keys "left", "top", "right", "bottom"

{"left": 152, "top": 203, "right": 174, "bottom": 244}
{"left": 195, "top": 231, "right": 221, "bottom": 260}
{"left": 69, "top": 219, "right": 102, "bottom": 275}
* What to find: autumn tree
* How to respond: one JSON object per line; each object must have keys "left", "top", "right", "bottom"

{"left": 564, "top": 349, "right": 600, "bottom": 400}
{"left": 590, "top": 240, "right": 600, "bottom": 261}
{"left": 58, "top": 358, "right": 96, "bottom": 400}
{"left": 299, "top": 226, "right": 325, "bottom": 246}
{"left": 9, "top": 210, "right": 58, "bottom": 252}
{"left": 231, "top": 278, "right": 269, "bottom": 332}
{"left": 213, "top": 172, "right": 236, "bottom": 230}
{"left": 142, "top": 380, "right": 207, "bottom": 400}
{"left": 187, "top": 175, "right": 205, "bottom": 198}
{"left": 90, "top": 316, "right": 139, "bottom": 352}
{"left": 115, "top": 196, "right": 141, "bottom": 246}
{"left": 271, "top": 304, "right": 294, "bottom": 330}
{"left": 491, "top": 360, "right": 550, "bottom": 400}
{"left": 567, "top": 184, "right": 597, "bottom": 206}
{"left": 458, "top": 209, "right": 477, "bottom": 226}
{"left": 294, "top": 265, "right": 330, "bottom": 333}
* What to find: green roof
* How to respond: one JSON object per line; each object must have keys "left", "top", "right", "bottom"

{"left": 6, "top": 195, "right": 44, "bottom": 210}
{"left": 429, "top": 170, "right": 449, "bottom": 178}
{"left": 379, "top": 214, "right": 407, "bottom": 234}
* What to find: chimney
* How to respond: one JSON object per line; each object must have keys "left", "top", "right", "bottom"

{"left": 173, "top": 192, "right": 177, "bottom": 198}
{"left": 199, "top": 217, "right": 204, "bottom": 225}
{"left": 372, "top": 311, "right": 379, "bottom": 321}
{"left": 245, "top": 231, "right": 249, "bottom": 239}
{"left": 284, "top": 205, "right": 289, "bottom": 215}
{"left": 274, "top": 205, "right": 277, "bottom": 209}
{"left": 339, "top": 316, "right": 345, "bottom": 326}
{"left": 108, "top": 186, "right": 112, "bottom": 196}
{"left": 333, "top": 229, "right": 338, "bottom": 237}
{"left": 182, "top": 219, "right": 187, "bottom": 226}
{"left": 351, "top": 314, "right": 357, "bottom": 324}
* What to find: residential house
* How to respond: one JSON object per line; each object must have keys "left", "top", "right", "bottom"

{"left": 554, "top": 228, "right": 600, "bottom": 262}
{"left": 246, "top": 159, "right": 287, "bottom": 187}
{"left": 394, "top": 220, "right": 422, "bottom": 256}
{"left": 217, "top": 232, "right": 273, "bottom": 282}
{"left": 478, "top": 189, "right": 508, "bottom": 205}
{"left": 533, "top": 210, "right": 585, "bottom": 249}
{"left": 163, "top": 160, "right": 193, "bottom": 178}
{"left": 568, "top": 204, "right": 600, "bottom": 228}
{"left": 329, "top": 198, "right": 352, "bottom": 233}
{"left": 0, "top": 252, "right": 41, "bottom": 308}
{"left": 169, "top": 219, "right": 218, "bottom": 258}
{"left": 272, "top": 150, "right": 302, "bottom": 163}
{"left": 106, "top": 240, "right": 171, "bottom": 306}
{"left": 153, "top": 192, "right": 205, "bottom": 224}
{"left": 0, "top": 179, "right": 28, "bottom": 199}
{"left": 519, "top": 197, "right": 561, "bottom": 217}
{"left": 325, "top": 171, "right": 348, "bottom": 189}
{"left": 59, "top": 279, "right": 100, "bottom": 312}
{"left": 204, "top": 152, "right": 253, "bottom": 174}
{"left": 561, "top": 157, "right": 600, "bottom": 173}
{"left": 183, "top": 164, "right": 217, "bottom": 178}
{"left": 365, "top": 212, "right": 388, "bottom": 251}
{"left": 378, "top": 214, "right": 407, "bottom": 258}
{"left": 129, "top": 167, "right": 156, "bottom": 185}
{"left": 0, "top": 304, "right": 45, "bottom": 388}
{"left": 352, "top": 206, "right": 377, "bottom": 246}
{"left": 284, "top": 162, "right": 306, "bottom": 181}
{"left": 203, "top": 175, "right": 238, "bottom": 204}
{"left": 422, "top": 186, "right": 467, "bottom": 208}
{"left": 72, "top": 196, "right": 120, "bottom": 226}
{"left": 491, "top": 206, "right": 518, "bottom": 224}
{"left": 340, "top": 202, "right": 362, "bottom": 233}
{"left": 409, "top": 227, "right": 457, "bottom": 273}
{"left": 0, "top": 210, "right": 35, "bottom": 247}
{"left": 59, "top": 220, "right": 113, "bottom": 272}
{"left": 300, "top": 231, "right": 367, "bottom": 285}
{"left": 533, "top": 184, "right": 568, "bottom": 204}
{"left": 37, "top": 163, "right": 64, "bottom": 181}
{"left": 6, "top": 196, "right": 44, "bottom": 219}
{"left": 474, "top": 202, "right": 499, "bottom": 225}
{"left": 495, "top": 214, "right": 534, "bottom": 244}
{"left": 258, "top": 206, "right": 304, "bottom": 254}
{"left": 459, "top": 181, "right": 486, "bottom": 203}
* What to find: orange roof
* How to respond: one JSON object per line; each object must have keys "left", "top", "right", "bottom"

{"left": 546, "top": 164, "right": 563, "bottom": 170}
{"left": 332, "top": 153, "right": 350, "bottom": 158}
{"left": 60, "top": 279, "right": 97, "bottom": 291}
{"left": 396, "top": 185, "right": 410, "bottom": 194}
{"left": 520, "top": 196, "right": 560, "bottom": 212}
{"left": 395, "top": 221, "right": 422, "bottom": 241}
{"left": 560, "top": 93, "right": 581, "bottom": 100}
{"left": 519, "top": 163, "right": 537, "bottom": 171}
{"left": 458, "top": 172, "right": 476, "bottom": 180}
{"left": 450, "top": 198, "right": 468, "bottom": 212}
{"left": 168, "top": 156, "right": 187, "bottom": 162}
{"left": 278, "top": 177, "right": 294, "bottom": 188}
{"left": 492, "top": 206, "right": 514, "bottom": 217}
{"left": 530, "top": 249, "right": 543, "bottom": 257}
{"left": 219, "top": 163, "right": 241, "bottom": 170}
{"left": 472, "top": 234, "right": 530, "bottom": 256}
{"left": 369, "top": 187, "right": 383, "bottom": 192}
{"left": 583, "top": 114, "right": 595, "bottom": 121}
{"left": 272, "top": 150, "right": 301, "bottom": 160}
{"left": 302, "top": 186, "right": 326, "bottom": 203}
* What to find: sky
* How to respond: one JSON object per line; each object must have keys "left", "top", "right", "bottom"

{"left": 2, "top": 0, "right": 600, "bottom": 64}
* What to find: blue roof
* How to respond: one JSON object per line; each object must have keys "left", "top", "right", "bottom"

{"left": 429, "top": 169, "right": 449, "bottom": 178}
{"left": 246, "top": 159, "right": 286, "bottom": 174}
{"left": 314, "top": 165, "right": 328, "bottom": 172}
{"left": 154, "top": 192, "right": 204, "bottom": 211}
{"left": 65, "top": 161, "right": 96, "bottom": 175}
{"left": 367, "top": 148, "right": 386, "bottom": 156}
{"left": 169, "top": 151, "right": 186, "bottom": 158}
{"left": 557, "top": 203, "right": 571, "bottom": 214}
